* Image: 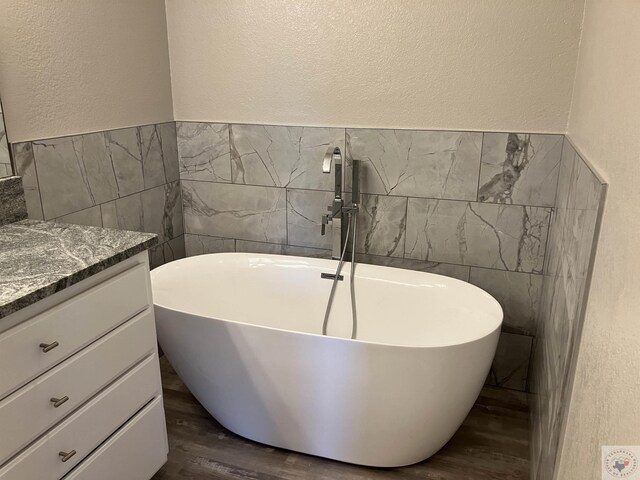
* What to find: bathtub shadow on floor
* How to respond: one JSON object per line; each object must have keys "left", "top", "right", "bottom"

{"left": 152, "top": 356, "right": 529, "bottom": 480}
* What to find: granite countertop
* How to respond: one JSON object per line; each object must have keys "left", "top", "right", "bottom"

{"left": 0, "top": 219, "right": 157, "bottom": 319}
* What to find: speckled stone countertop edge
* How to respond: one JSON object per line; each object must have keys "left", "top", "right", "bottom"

{"left": 0, "top": 238, "right": 157, "bottom": 319}
{"left": 0, "top": 220, "right": 158, "bottom": 320}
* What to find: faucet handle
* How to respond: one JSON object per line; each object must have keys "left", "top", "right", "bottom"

{"left": 321, "top": 214, "right": 329, "bottom": 235}
{"left": 322, "top": 147, "right": 334, "bottom": 173}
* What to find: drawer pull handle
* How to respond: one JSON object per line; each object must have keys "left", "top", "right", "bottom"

{"left": 39, "top": 341, "right": 59, "bottom": 353}
{"left": 58, "top": 450, "right": 76, "bottom": 463}
{"left": 50, "top": 396, "right": 69, "bottom": 408}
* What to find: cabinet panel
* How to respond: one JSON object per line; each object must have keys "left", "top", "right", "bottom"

{"left": 62, "top": 397, "right": 167, "bottom": 480}
{"left": 0, "top": 309, "right": 157, "bottom": 463}
{"left": 0, "top": 355, "right": 161, "bottom": 480}
{"left": 0, "top": 264, "right": 151, "bottom": 399}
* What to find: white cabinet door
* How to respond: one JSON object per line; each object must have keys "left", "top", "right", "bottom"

{"left": 62, "top": 397, "right": 168, "bottom": 480}
{"left": 0, "top": 355, "right": 161, "bottom": 480}
{"left": 0, "top": 309, "right": 157, "bottom": 463}
{"left": 0, "top": 264, "right": 151, "bottom": 399}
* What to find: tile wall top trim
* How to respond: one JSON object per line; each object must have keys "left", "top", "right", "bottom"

{"left": 176, "top": 119, "right": 565, "bottom": 136}
{"left": 563, "top": 135, "right": 609, "bottom": 185}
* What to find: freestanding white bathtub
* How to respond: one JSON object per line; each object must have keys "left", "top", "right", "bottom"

{"left": 151, "top": 253, "right": 502, "bottom": 467}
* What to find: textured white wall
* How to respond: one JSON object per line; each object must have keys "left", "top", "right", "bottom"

{"left": 166, "top": 0, "right": 584, "bottom": 133}
{"left": 557, "top": 1, "right": 640, "bottom": 478}
{"left": 0, "top": 0, "right": 174, "bottom": 142}
{"left": 0, "top": 1, "right": 585, "bottom": 142}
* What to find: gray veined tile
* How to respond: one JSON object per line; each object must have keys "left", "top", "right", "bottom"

{"left": 230, "top": 124, "right": 345, "bottom": 190}
{"left": 105, "top": 128, "right": 145, "bottom": 197}
{"left": 55, "top": 205, "right": 103, "bottom": 228}
{"left": 0, "top": 177, "right": 27, "bottom": 226}
{"left": 100, "top": 201, "right": 118, "bottom": 230}
{"left": 286, "top": 189, "right": 334, "bottom": 250}
{"left": 33, "top": 134, "right": 119, "bottom": 219}
{"left": 478, "top": 133, "right": 562, "bottom": 207}
{"left": 469, "top": 268, "right": 543, "bottom": 335}
{"left": 554, "top": 138, "right": 578, "bottom": 212}
{"left": 571, "top": 153, "right": 603, "bottom": 212}
{"left": 101, "top": 183, "right": 183, "bottom": 243}
{"left": 148, "top": 244, "right": 165, "bottom": 270}
{"left": 355, "top": 194, "right": 407, "bottom": 258}
{"left": 236, "top": 240, "right": 332, "bottom": 259}
{"left": 529, "top": 144, "right": 606, "bottom": 475}
{"left": 102, "top": 193, "right": 144, "bottom": 232}
{"left": 139, "top": 125, "right": 167, "bottom": 189}
{"left": 159, "top": 122, "right": 180, "bottom": 183}
{"left": 0, "top": 112, "right": 11, "bottom": 173}
{"left": 150, "top": 236, "right": 186, "bottom": 269}
{"left": 346, "top": 129, "right": 482, "bottom": 200}
{"left": 182, "top": 180, "right": 286, "bottom": 244}
{"left": 139, "top": 123, "right": 180, "bottom": 188}
{"left": 141, "top": 181, "right": 184, "bottom": 243}
{"left": 355, "top": 254, "right": 470, "bottom": 281}
{"left": 405, "top": 199, "right": 551, "bottom": 273}
{"left": 559, "top": 208, "right": 599, "bottom": 282}
{"left": 488, "top": 332, "right": 533, "bottom": 392}
{"left": 178, "top": 122, "right": 231, "bottom": 183}
{"left": 184, "top": 234, "right": 235, "bottom": 257}
{"left": 12, "top": 142, "right": 44, "bottom": 220}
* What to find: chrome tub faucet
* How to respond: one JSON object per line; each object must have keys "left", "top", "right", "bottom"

{"left": 321, "top": 147, "right": 360, "bottom": 260}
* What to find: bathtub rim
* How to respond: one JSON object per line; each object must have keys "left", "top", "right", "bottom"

{"left": 151, "top": 252, "right": 504, "bottom": 350}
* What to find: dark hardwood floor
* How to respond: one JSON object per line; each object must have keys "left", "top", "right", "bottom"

{"left": 153, "top": 357, "right": 529, "bottom": 479}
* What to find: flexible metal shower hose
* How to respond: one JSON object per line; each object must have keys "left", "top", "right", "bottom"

{"left": 322, "top": 211, "right": 358, "bottom": 340}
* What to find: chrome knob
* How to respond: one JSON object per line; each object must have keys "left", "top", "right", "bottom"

{"left": 50, "top": 396, "right": 69, "bottom": 408}
{"left": 39, "top": 341, "right": 59, "bottom": 353}
{"left": 59, "top": 450, "right": 76, "bottom": 462}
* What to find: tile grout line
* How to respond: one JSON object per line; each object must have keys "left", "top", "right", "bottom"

{"left": 540, "top": 134, "right": 567, "bottom": 276}
{"left": 181, "top": 177, "right": 557, "bottom": 210}
{"left": 24, "top": 141, "right": 46, "bottom": 221}
{"left": 476, "top": 132, "right": 485, "bottom": 202}
{"left": 401, "top": 195, "right": 409, "bottom": 260}
{"left": 285, "top": 188, "right": 289, "bottom": 246}
{"left": 50, "top": 179, "right": 181, "bottom": 223}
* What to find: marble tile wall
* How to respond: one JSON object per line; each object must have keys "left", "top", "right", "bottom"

{"left": 0, "top": 111, "right": 12, "bottom": 178}
{"left": 0, "top": 176, "right": 27, "bottom": 226}
{"left": 11, "top": 122, "right": 184, "bottom": 268}
{"left": 179, "top": 123, "right": 564, "bottom": 392}
{"left": 12, "top": 120, "right": 597, "bottom": 402}
{"left": 530, "top": 140, "right": 606, "bottom": 479}
{"left": 7, "top": 117, "right": 606, "bottom": 473}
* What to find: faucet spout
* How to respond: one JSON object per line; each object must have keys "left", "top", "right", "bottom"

{"left": 322, "top": 147, "right": 341, "bottom": 174}
{"left": 323, "top": 147, "right": 343, "bottom": 200}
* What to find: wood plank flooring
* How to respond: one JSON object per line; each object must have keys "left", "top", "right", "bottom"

{"left": 153, "top": 357, "right": 529, "bottom": 479}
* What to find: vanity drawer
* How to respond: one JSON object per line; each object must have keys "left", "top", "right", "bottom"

{"left": 0, "top": 309, "right": 157, "bottom": 464}
{"left": 0, "top": 263, "right": 151, "bottom": 399}
{"left": 62, "top": 397, "right": 167, "bottom": 480}
{"left": 0, "top": 354, "right": 161, "bottom": 480}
